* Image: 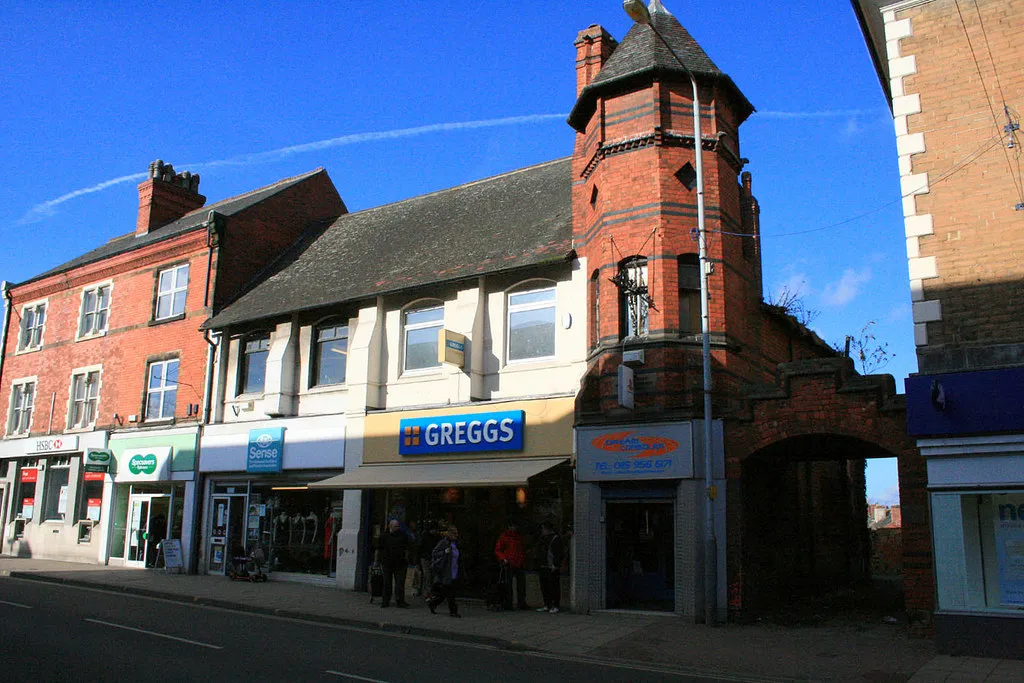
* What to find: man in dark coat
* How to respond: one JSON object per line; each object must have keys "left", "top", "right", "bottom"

{"left": 535, "top": 521, "right": 564, "bottom": 613}
{"left": 378, "top": 519, "right": 410, "bottom": 608}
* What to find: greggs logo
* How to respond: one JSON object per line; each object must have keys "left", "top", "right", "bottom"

{"left": 590, "top": 431, "right": 679, "bottom": 459}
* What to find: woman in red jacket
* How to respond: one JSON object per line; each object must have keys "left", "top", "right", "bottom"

{"left": 494, "top": 521, "right": 529, "bottom": 610}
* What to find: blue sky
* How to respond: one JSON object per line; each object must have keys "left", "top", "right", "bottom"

{"left": 0, "top": 1, "right": 906, "bottom": 504}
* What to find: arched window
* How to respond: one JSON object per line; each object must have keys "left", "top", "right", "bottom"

{"left": 678, "top": 254, "right": 701, "bottom": 334}
{"left": 619, "top": 257, "right": 649, "bottom": 338}
{"left": 507, "top": 282, "right": 556, "bottom": 362}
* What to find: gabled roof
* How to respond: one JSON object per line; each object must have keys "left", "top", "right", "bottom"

{"left": 20, "top": 169, "right": 328, "bottom": 286}
{"left": 203, "top": 157, "right": 574, "bottom": 330}
{"left": 569, "top": 0, "right": 754, "bottom": 131}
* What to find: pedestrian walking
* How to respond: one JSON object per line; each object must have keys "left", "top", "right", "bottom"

{"left": 427, "top": 525, "right": 462, "bottom": 618}
{"left": 378, "top": 519, "right": 411, "bottom": 608}
{"left": 536, "top": 521, "right": 564, "bottom": 614}
{"left": 418, "top": 522, "right": 440, "bottom": 600}
{"left": 494, "top": 521, "right": 528, "bottom": 610}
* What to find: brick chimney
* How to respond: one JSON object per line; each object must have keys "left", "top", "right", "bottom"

{"left": 136, "top": 160, "right": 206, "bottom": 236}
{"left": 574, "top": 24, "right": 617, "bottom": 97}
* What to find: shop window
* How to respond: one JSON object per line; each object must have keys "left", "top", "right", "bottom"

{"left": 146, "top": 359, "right": 179, "bottom": 420}
{"left": 68, "top": 369, "right": 100, "bottom": 429}
{"left": 78, "top": 470, "right": 105, "bottom": 522}
{"left": 43, "top": 456, "right": 71, "bottom": 521}
{"left": 18, "top": 302, "right": 46, "bottom": 351}
{"left": 313, "top": 322, "right": 348, "bottom": 387}
{"left": 154, "top": 263, "right": 189, "bottom": 321}
{"left": 15, "top": 460, "right": 39, "bottom": 521}
{"left": 7, "top": 380, "right": 35, "bottom": 436}
{"left": 619, "top": 257, "right": 649, "bottom": 339}
{"left": 78, "top": 283, "right": 111, "bottom": 337}
{"left": 933, "top": 491, "right": 1024, "bottom": 612}
{"left": 403, "top": 303, "right": 443, "bottom": 372}
{"left": 678, "top": 254, "right": 701, "bottom": 334}
{"left": 507, "top": 284, "right": 556, "bottom": 362}
{"left": 240, "top": 334, "right": 271, "bottom": 394}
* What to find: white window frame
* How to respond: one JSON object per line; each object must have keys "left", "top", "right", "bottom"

{"left": 506, "top": 283, "right": 557, "bottom": 363}
{"left": 7, "top": 378, "right": 37, "bottom": 437}
{"left": 239, "top": 333, "right": 271, "bottom": 395}
{"left": 312, "top": 322, "right": 349, "bottom": 387}
{"left": 17, "top": 300, "right": 47, "bottom": 352}
{"left": 402, "top": 302, "right": 444, "bottom": 374}
{"left": 77, "top": 282, "right": 112, "bottom": 339}
{"left": 145, "top": 358, "right": 179, "bottom": 421}
{"left": 68, "top": 366, "right": 101, "bottom": 430}
{"left": 154, "top": 263, "right": 189, "bottom": 321}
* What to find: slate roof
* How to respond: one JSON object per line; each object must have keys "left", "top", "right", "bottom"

{"left": 21, "top": 169, "right": 328, "bottom": 286}
{"left": 203, "top": 157, "right": 574, "bottom": 330}
{"left": 569, "top": 0, "right": 754, "bottom": 131}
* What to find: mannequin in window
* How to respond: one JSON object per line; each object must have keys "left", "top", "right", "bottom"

{"left": 304, "top": 510, "right": 319, "bottom": 546}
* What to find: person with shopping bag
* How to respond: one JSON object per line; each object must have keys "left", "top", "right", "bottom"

{"left": 494, "top": 520, "right": 528, "bottom": 610}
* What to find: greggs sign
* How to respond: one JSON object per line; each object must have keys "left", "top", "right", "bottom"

{"left": 400, "top": 410, "right": 524, "bottom": 455}
{"left": 576, "top": 422, "right": 693, "bottom": 481}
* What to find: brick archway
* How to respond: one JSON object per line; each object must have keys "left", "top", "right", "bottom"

{"left": 724, "top": 358, "right": 933, "bottom": 620}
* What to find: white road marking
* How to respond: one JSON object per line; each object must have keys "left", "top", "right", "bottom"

{"left": 0, "top": 599, "right": 32, "bottom": 609}
{"left": 325, "top": 672, "right": 392, "bottom": 683}
{"left": 84, "top": 618, "right": 223, "bottom": 649}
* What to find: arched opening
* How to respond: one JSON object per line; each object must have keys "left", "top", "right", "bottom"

{"left": 740, "top": 434, "right": 905, "bottom": 623}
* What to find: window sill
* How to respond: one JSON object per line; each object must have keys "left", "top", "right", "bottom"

{"left": 65, "top": 425, "right": 97, "bottom": 434}
{"left": 144, "top": 417, "right": 175, "bottom": 426}
{"left": 14, "top": 346, "right": 42, "bottom": 356}
{"left": 305, "top": 383, "right": 348, "bottom": 395}
{"left": 398, "top": 368, "right": 443, "bottom": 381}
{"left": 504, "top": 355, "right": 558, "bottom": 369}
{"left": 75, "top": 330, "right": 108, "bottom": 343}
{"left": 149, "top": 312, "right": 186, "bottom": 327}
{"left": 4, "top": 432, "right": 31, "bottom": 440}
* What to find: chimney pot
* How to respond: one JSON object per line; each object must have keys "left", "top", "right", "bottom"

{"left": 136, "top": 159, "right": 206, "bottom": 236}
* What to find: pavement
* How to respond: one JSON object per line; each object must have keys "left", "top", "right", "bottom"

{"left": 0, "top": 557, "right": 1020, "bottom": 682}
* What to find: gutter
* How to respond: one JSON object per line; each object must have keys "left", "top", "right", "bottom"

{"left": 201, "top": 211, "right": 224, "bottom": 425}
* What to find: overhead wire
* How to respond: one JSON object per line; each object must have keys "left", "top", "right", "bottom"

{"left": 956, "top": 0, "right": 1024, "bottom": 206}
{"left": 707, "top": 131, "right": 1006, "bottom": 240}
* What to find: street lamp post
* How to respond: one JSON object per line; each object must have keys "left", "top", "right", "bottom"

{"left": 622, "top": 0, "right": 717, "bottom": 625}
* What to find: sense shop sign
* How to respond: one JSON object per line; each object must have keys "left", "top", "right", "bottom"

{"left": 576, "top": 422, "right": 694, "bottom": 481}
{"left": 399, "top": 410, "right": 524, "bottom": 455}
{"left": 247, "top": 427, "right": 284, "bottom": 473}
{"left": 117, "top": 446, "right": 172, "bottom": 482}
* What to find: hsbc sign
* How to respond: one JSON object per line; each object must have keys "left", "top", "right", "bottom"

{"left": 31, "top": 436, "right": 79, "bottom": 454}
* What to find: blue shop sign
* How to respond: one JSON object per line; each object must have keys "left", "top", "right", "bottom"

{"left": 247, "top": 427, "right": 285, "bottom": 472}
{"left": 400, "top": 410, "right": 524, "bottom": 455}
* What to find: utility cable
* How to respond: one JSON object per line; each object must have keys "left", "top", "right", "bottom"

{"left": 956, "top": 0, "right": 1024, "bottom": 206}
{"left": 708, "top": 132, "right": 1005, "bottom": 239}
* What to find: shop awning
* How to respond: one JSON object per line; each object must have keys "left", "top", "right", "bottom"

{"left": 308, "top": 457, "right": 568, "bottom": 489}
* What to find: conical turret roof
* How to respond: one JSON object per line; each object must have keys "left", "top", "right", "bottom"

{"left": 568, "top": 0, "right": 753, "bottom": 131}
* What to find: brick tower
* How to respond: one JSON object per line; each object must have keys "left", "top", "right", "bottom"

{"left": 569, "top": 0, "right": 760, "bottom": 418}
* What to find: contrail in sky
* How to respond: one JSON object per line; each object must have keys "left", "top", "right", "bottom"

{"left": 754, "top": 109, "right": 876, "bottom": 119}
{"left": 17, "top": 113, "right": 568, "bottom": 226}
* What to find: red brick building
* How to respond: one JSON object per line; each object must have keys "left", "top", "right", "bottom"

{"left": 0, "top": 161, "right": 342, "bottom": 567}
{"left": 568, "top": 1, "right": 928, "bottom": 621}
{"left": 855, "top": 0, "right": 1024, "bottom": 658}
